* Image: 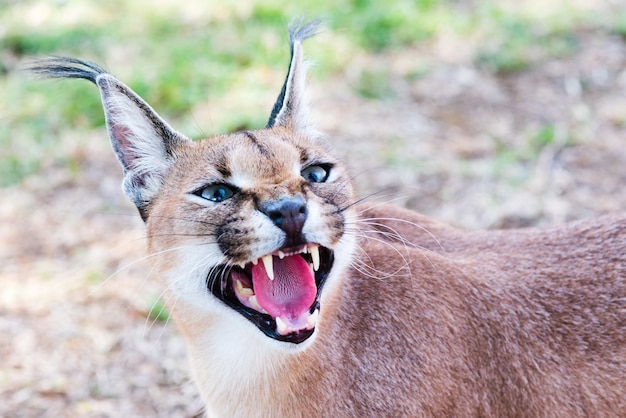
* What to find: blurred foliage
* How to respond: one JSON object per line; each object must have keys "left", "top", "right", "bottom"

{"left": 475, "top": 13, "right": 579, "bottom": 74}
{"left": 0, "top": 0, "right": 621, "bottom": 186}
{"left": 147, "top": 297, "right": 171, "bottom": 322}
{"left": 610, "top": 10, "right": 626, "bottom": 38}
{"left": 356, "top": 68, "right": 395, "bottom": 100}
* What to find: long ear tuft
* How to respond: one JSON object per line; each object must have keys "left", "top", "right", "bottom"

{"left": 266, "top": 19, "right": 321, "bottom": 136}
{"left": 27, "top": 57, "right": 189, "bottom": 220}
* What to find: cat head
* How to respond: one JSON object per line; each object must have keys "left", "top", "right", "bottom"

{"left": 29, "top": 20, "right": 357, "bottom": 347}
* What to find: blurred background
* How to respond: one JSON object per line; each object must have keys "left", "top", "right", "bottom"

{"left": 2, "top": 0, "right": 626, "bottom": 416}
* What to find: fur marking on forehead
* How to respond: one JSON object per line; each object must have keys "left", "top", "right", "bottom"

{"left": 224, "top": 132, "right": 301, "bottom": 187}
{"left": 242, "top": 131, "right": 272, "bottom": 157}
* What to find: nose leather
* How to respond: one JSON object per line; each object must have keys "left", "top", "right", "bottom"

{"left": 260, "top": 196, "right": 307, "bottom": 247}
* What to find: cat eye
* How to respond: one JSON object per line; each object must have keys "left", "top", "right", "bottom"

{"left": 301, "top": 164, "right": 330, "bottom": 183}
{"left": 197, "top": 183, "right": 236, "bottom": 202}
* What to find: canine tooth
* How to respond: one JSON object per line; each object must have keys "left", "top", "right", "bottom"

{"left": 235, "top": 279, "right": 253, "bottom": 297}
{"left": 262, "top": 255, "right": 274, "bottom": 280}
{"left": 307, "top": 309, "right": 319, "bottom": 328}
{"left": 252, "top": 258, "right": 258, "bottom": 266}
{"left": 309, "top": 244, "right": 320, "bottom": 271}
{"left": 276, "top": 316, "right": 288, "bottom": 335}
{"left": 249, "top": 295, "right": 262, "bottom": 311}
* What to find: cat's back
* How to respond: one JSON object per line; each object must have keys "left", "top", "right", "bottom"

{"left": 355, "top": 202, "right": 626, "bottom": 330}
{"left": 340, "top": 203, "right": 626, "bottom": 416}
{"left": 357, "top": 202, "right": 626, "bottom": 258}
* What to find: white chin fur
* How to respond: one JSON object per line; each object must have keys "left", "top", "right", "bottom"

{"left": 160, "top": 212, "right": 357, "bottom": 414}
{"left": 160, "top": 202, "right": 357, "bottom": 351}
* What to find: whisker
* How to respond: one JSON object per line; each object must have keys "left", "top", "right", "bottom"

{"left": 143, "top": 284, "right": 175, "bottom": 340}
{"left": 351, "top": 232, "right": 413, "bottom": 277}
{"left": 143, "top": 249, "right": 226, "bottom": 341}
{"left": 358, "top": 217, "right": 445, "bottom": 252}
{"left": 99, "top": 210, "right": 221, "bottom": 228}
{"left": 145, "top": 214, "right": 220, "bottom": 227}
{"left": 147, "top": 233, "right": 220, "bottom": 240}
{"left": 87, "top": 241, "right": 220, "bottom": 300}
{"left": 361, "top": 229, "right": 443, "bottom": 281}
{"left": 339, "top": 189, "right": 400, "bottom": 213}
{"left": 349, "top": 195, "right": 415, "bottom": 215}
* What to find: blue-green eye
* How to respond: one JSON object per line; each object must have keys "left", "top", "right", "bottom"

{"left": 301, "top": 164, "right": 330, "bottom": 183}
{"left": 197, "top": 184, "right": 235, "bottom": 202}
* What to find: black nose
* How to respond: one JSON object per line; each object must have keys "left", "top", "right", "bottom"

{"left": 260, "top": 196, "right": 307, "bottom": 245}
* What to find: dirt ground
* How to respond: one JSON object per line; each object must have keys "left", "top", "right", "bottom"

{"left": 2, "top": 25, "right": 626, "bottom": 418}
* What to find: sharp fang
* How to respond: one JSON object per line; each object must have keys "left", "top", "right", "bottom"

{"left": 235, "top": 279, "right": 253, "bottom": 297}
{"left": 309, "top": 244, "right": 320, "bottom": 271}
{"left": 262, "top": 255, "right": 274, "bottom": 280}
{"left": 249, "top": 295, "right": 263, "bottom": 311}
{"left": 252, "top": 258, "right": 258, "bottom": 266}
{"left": 276, "top": 316, "right": 288, "bottom": 335}
{"left": 307, "top": 309, "right": 319, "bottom": 328}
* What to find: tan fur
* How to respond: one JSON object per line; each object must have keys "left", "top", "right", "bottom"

{"left": 142, "top": 129, "right": 625, "bottom": 417}
{"left": 31, "top": 26, "right": 626, "bottom": 417}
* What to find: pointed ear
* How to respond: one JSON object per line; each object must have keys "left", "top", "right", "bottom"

{"left": 27, "top": 57, "right": 188, "bottom": 220}
{"left": 266, "top": 19, "right": 321, "bottom": 137}
{"left": 96, "top": 75, "right": 187, "bottom": 216}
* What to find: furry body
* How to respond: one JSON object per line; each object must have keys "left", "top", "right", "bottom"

{"left": 168, "top": 201, "right": 626, "bottom": 417}
{"left": 29, "top": 21, "right": 626, "bottom": 417}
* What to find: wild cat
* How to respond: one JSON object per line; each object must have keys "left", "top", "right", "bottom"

{"left": 29, "top": 20, "right": 626, "bottom": 417}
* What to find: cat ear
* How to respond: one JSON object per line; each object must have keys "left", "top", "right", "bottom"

{"left": 27, "top": 57, "right": 188, "bottom": 220}
{"left": 96, "top": 75, "right": 187, "bottom": 216}
{"left": 266, "top": 19, "right": 321, "bottom": 137}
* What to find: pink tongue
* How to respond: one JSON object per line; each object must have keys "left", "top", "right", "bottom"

{"left": 251, "top": 254, "right": 317, "bottom": 320}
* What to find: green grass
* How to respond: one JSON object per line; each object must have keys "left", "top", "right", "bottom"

{"left": 487, "top": 122, "right": 578, "bottom": 185}
{"left": 147, "top": 297, "right": 170, "bottom": 322}
{"left": 355, "top": 68, "right": 395, "bottom": 100}
{"left": 608, "top": 10, "right": 626, "bottom": 40}
{"left": 475, "top": 13, "right": 580, "bottom": 74}
{"left": 0, "top": 0, "right": 618, "bottom": 186}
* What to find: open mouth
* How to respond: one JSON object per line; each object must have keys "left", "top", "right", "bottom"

{"left": 207, "top": 244, "right": 334, "bottom": 344}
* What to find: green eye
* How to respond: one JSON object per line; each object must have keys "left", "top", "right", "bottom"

{"left": 301, "top": 165, "right": 330, "bottom": 183}
{"left": 197, "top": 184, "right": 235, "bottom": 202}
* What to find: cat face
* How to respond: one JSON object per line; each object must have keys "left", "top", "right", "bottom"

{"left": 27, "top": 20, "right": 351, "bottom": 347}
{"left": 145, "top": 126, "right": 356, "bottom": 344}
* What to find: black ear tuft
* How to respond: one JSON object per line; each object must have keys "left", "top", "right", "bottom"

{"left": 27, "top": 57, "right": 190, "bottom": 219}
{"left": 266, "top": 19, "right": 322, "bottom": 136}
{"left": 26, "top": 56, "right": 107, "bottom": 83}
